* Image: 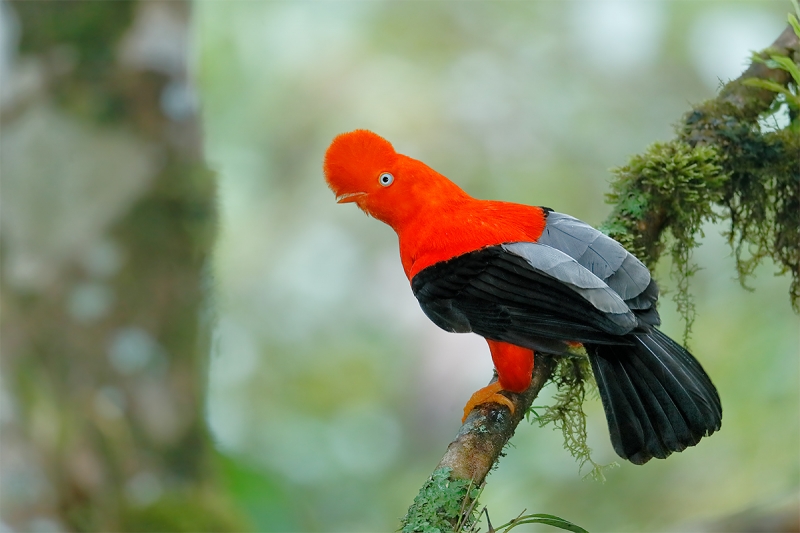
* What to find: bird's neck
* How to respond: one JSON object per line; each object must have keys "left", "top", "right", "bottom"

{"left": 396, "top": 198, "right": 549, "bottom": 280}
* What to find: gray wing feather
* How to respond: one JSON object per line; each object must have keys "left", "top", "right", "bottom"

{"left": 605, "top": 254, "right": 652, "bottom": 301}
{"left": 536, "top": 214, "right": 597, "bottom": 261}
{"left": 539, "top": 213, "right": 627, "bottom": 277}
{"left": 538, "top": 212, "right": 652, "bottom": 302}
{"left": 502, "top": 242, "right": 636, "bottom": 331}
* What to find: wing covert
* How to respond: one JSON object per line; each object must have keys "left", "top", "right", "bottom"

{"left": 411, "top": 244, "right": 644, "bottom": 352}
{"left": 501, "top": 242, "right": 632, "bottom": 316}
{"left": 537, "top": 211, "right": 657, "bottom": 312}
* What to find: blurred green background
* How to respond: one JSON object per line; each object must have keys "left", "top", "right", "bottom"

{"left": 2, "top": 1, "right": 798, "bottom": 532}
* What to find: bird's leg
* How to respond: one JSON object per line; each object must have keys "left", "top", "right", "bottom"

{"left": 462, "top": 341, "right": 534, "bottom": 422}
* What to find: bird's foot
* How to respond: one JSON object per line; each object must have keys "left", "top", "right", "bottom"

{"left": 462, "top": 381, "right": 515, "bottom": 423}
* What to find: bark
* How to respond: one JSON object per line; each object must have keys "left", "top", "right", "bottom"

{"left": 435, "top": 356, "right": 556, "bottom": 484}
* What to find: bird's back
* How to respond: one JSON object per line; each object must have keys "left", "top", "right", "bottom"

{"left": 399, "top": 199, "right": 549, "bottom": 280}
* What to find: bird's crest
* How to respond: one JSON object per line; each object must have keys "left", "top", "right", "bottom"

{"left": 323, "top": 130, "right": 397, "bottom": 194}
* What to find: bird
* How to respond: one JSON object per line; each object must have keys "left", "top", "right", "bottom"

{"left": 323, "top": 129, "right": 721, "bottom": 465}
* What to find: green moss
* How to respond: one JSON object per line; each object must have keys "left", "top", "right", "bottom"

{"left": 401, "top": 468, "right": 482, "bottom": 533}
{"left": 713, "top": 24, "right": 800, "bottom": 311}
{"left": 603, "top": 141, "right": 729, "bottom": 340}
{"left": 681, "top": 92, "right": 800, "bottom": 312}
{"left": 713, "top": 114, "right": 799, "bottom": 307}
{"left": 528, "top": 348, "right": 617, "bottom": 482}
{"left": 602, "top": 8, "right": 799, "bottom": 317}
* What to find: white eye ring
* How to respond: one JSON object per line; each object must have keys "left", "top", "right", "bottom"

{"left": 378, "top": 172, "right": 394, "bottom": 187}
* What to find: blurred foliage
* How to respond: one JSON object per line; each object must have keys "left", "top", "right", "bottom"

{"left": 12, "top": 1, "right": 137, "bottom": 123}
{"left": 216, "top": 452, "right": 299, "bottom": 532}
{"left": 118, "top": 487, "right": 249, "bottom": 533}
{"left": 14, "top": 1, "right": 134, "bottom": 64}
{"left": 1, "top": 1, "right": 242, "bottom": 531}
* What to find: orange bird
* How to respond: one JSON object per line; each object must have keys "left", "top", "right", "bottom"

{"left": 323, "top": 129, "right": 721, "bottom": 464}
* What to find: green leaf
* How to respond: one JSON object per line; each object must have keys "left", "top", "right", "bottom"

{"left": 790, "top": 13, "right": 800, "bottom": 40}
{"left": 769, "top": 54, "right": 800, "bottom": 85}
{"left": 742, "top": 78, "right": 794, "bottom": 98}
{"left": 498, "top": 513, "right": 590, "bottom": 533}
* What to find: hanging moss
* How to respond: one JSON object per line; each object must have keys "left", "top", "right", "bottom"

{"left": 602, "top": 17, "right": 799, "bottom": 323}
{"left": 693, "top": 106, "right": 800, "bottom": 310}
{"left": 602, "top": 141, "right": 729, "bottom": 339}
{"left": 680, "top": 48, "right": 799, "bottom": 312}
{"left": 529, "top": 348, "right": 617, "bottom": 482}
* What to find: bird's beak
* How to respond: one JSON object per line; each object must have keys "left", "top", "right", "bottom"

{"left": 335, "top": 192, "right": 366, "bottom": 204}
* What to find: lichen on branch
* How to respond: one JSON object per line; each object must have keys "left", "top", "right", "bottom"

{"left": 401, "top": 468, "right": 482, "bottom": 533}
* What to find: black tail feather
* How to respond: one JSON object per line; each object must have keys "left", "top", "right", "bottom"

{"left": 587, "top": 329, "right": 722, "bottom": 465}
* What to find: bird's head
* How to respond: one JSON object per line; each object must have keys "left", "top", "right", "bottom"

{"left": 324, "top": 129, "right": 466, "bottom": 229}
{"left": 324, "top": 129, "right": 398, "bottom": 207}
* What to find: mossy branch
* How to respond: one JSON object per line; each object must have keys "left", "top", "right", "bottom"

{"left": 603, "top": 21, "right": 800, "bottom": 331}
{"left": 402, "top": 356, "right": 556, "bottom": 533}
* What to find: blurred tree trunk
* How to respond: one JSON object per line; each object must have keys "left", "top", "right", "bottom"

{"left": 0, "top": 1, "right": 243, "bottom": 530}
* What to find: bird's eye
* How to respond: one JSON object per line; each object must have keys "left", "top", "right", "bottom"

{"left": 378, "top": 172, "right": 394, "bottom": 187}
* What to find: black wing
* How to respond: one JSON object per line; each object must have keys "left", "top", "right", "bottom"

{"left": 411, "top": 243, "right": 648, "bottom": 353}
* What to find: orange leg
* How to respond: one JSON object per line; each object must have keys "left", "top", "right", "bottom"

{"left": 462, "top": 340, "right": 535, "bottom": 422}
{"left": 462, "top": 381, "right": 515, "bottom": 422}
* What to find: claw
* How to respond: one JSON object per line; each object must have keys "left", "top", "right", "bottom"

{"left": 462, "top": 381, "right": 516, "bottom": 422}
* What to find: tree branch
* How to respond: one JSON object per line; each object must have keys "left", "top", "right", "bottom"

{"left": 402, "top": 355, "right": 556, "bottom": 531}
{"left": 437, "top": 355, "right": 556, "bottom": 484}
